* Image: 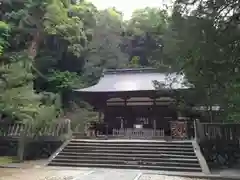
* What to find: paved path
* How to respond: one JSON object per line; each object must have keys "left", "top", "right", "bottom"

{"left": 0, "top": 167, "right": 207, "bottom": 180}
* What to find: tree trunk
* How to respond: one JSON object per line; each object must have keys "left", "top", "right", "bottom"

{"left": 28, "top": 32, "right": 41, "bottom": 59}
{"left": 209, "top": 106, "right": 213, "bottom": 122}
{"left": 17, "top": 130, "right": 26, "bottom": 162}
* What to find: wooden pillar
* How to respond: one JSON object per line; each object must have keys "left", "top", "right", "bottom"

{"left": 121, "top": 118, "right": 124, "bottom": 129}
{"left": 153, "top": 119, "right": 156, "bottom": 136}
{"left": 98, "top": 111, "right": 101, "bottom": 122}
{"left": 97, "top": 111, "right": 102, "bottom": 136}
{"left": 177, "top": 110, "right": 181, "bottom": 120}
{"left": 153, "top": 97, "right": 156, "bottom": 136}
{"left": 103, "top": 107, "right": 108, "bottom": 137}
{"left": 124, "top": 97, "right": 128, "bottom": 128}
{"left": 194, "top": 119, "right": 198, "bottom": 141}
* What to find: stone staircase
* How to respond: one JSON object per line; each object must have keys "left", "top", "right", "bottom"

{"left": 48, "top": 139, "right": 203, "bottom": 172}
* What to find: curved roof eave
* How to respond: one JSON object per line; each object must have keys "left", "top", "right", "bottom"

{"left": 74, "top": 68, "right": 193, "bottom": 93}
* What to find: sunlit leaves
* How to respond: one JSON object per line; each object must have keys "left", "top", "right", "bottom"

{"left": 47, "top": 70, "right": 84, "bottom": 90}
{"left": 0, "top": 21, "right": 10, "bottom": 55}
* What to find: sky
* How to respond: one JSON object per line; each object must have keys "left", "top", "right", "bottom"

{"left": 88, "top": 0, "right": 173, "bottom": 20}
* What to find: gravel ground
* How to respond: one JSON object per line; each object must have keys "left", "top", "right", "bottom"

{"left": 139, "top": 174, "right": 208, "bottom": 180}
{"left": 0, "top": 167, "right": 209, "bottom": 180}
{"left": 0, "top": 168, "right": 88, "bottom": 180}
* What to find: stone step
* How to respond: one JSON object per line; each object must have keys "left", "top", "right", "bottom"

{"left": 68, "top": 141, "right": 193, "bottom": 148}
{"left": 56, "top": 154, "right": 199, "bottom": 162}
{"left": 66, "top": 145, "right": 194, "bottom": 151}
{"left": 59, "top": 151, "right": 197, "bottom": 159}
{"left": 49, "top": 162, "right": 202, "bottom": 172}
{"left": 70, "top": 139, "right": 193, "bottom": 145}
{"left": 48, "top": 139, "right": 203, "bottom": 172}
{"left": 51, "top": 158, "right": 201, "bottom": 167}
{"left": 62, "top": 148, "right": 196, "bottom": 155}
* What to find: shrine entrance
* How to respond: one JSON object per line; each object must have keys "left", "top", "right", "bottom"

{"left": 104, "top": 98, "right": 190, "bottom": 139}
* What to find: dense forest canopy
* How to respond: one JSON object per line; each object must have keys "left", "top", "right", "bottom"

{"left": 0, "top": 0, "right": 239, "bottom": 128}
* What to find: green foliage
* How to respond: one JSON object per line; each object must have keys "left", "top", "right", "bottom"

{"left": 66, "top": 102, "right": 98, "bottom": 132}
{"left": 128, "top": 8, "right": 168, "bottom": 35}
{"left": 0, "top": 53, "right": 59, "bottom": 123}
{"left": 226, "top": 73, "right": 240, "bottom": 122}
{"left": 123, "top": 8, "right": 170, "bottom": 67}
{"left": 3, "top": 0, "right": 96, "bottom": 58}
{"left": 0, "top": 156, "right": 18, "bottom": 165}
{"left": 84, "top": 8, "right": 128, "bottom": 82}
{"left": 48, "top": 70, "right": 84, "bottom": 91}
{"left": 0, "top": 21, "right": 10, "bottom": 55}
{"left": 128, "top": 56, "right": 141, "bottom": 68}
{"left": 167, "top": 0, "right": 240, "bottom": 121}
{"left": 0, "top": 0, "right": 239, "bottom": 128}
{"left": 44, "top": 0, "right": 96, "bottom": 57}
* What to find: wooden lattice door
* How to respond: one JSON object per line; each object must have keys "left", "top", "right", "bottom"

{"left": 170, "top": 121, "right": 188, "bottom": 139}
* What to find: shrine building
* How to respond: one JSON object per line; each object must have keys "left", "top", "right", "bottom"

{"left": 74, "top": 68, "right": 198, "bottom": 139}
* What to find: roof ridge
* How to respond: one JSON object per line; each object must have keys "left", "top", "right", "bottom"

{"left": 103, "top": 68, "right": 159, "bottom": 75}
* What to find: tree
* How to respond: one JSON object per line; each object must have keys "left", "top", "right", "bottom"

{"left": 1, "top": 0, "right": 95, "bottom": 59}
{"left": 0, "top": 22, "right": 60, "bottom": 160}
{"left": 1, "top": 0, "right": 238, "bottom": 131}
{"left": 166, "top": 0, "right": 240, "bottom": 121}
{"left": 84, "top": 8, "right": 128, "bottom": 82}
{"left": 123, "top": 7, "right": 170, "bottom": 68}
{"left": 0, "top": 21, "right": 9, "bottom": 55}
{"left": 1, "top": 0, "right": 98, "bottom": 109}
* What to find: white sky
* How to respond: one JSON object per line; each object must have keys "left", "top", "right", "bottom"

{"left": 88, "top": 0, "right": 173, "bottom": 20}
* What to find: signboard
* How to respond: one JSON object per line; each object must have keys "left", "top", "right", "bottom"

{"left": 134, "top": 124, "right": 143, "bottom": 129}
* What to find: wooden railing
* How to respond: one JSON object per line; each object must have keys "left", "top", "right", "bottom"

{"left": 112, "top": 128, "right": 164, "bottom": 139}
{"left": 170, "top": 121, "right": 188, "bottom": 139}
{"left": 0, "top": 123, "right": 25, "bottom": 137}
{"left": 202, "top": 123, "right": 240, "bottom": 140}
{"left": 195, "top": 122, "right": 240, "bottom": 167}
{"left": 195, "top": 120, "right": 240, "bottom": 143}
{"left": 0, "top": 120, "right": 71, "bottom": 140}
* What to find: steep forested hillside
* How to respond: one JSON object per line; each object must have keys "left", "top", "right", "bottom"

{"left": 0, "top": 0, "right": 239, "bottom": 128}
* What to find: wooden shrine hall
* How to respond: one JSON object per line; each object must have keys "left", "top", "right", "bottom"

{"left": 74, "top": 68, "right": 197, "bottom": 140}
